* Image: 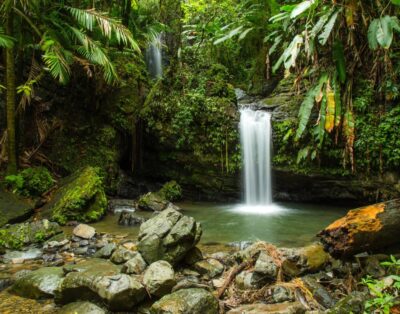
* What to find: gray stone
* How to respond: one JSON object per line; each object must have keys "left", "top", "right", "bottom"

{"left": 254, "top": 251, "right": 278, "bottom": 279}
{"left": 143, "top": 260, "right": 175, "bottom": 297}
{"left": 0, "top": 190, "right": 34, "bottom": 227}
{"left": 118, "top": 211, "right": 147, "bottom": 226}
{"left": 121, "top": 252, "right": 147, "bottom": 274}
{"left": 138, "top": 192, "right": 169, "bottom": 212}
{"left": 227, "top": 302, "right": 306, "bottom": 314}
{"left": 59, "top": 301, "right": 106, "bottom": 314}
{"left": 272, "top": 286, "right": 295, "bottom": 303}
{"left": 138, "top": 208, "right": 202, "bottom": 265}
{"left": 184, "top": 247, "right": 203, "bottom": 265}
{"left": 73, "top": 224, "right": 96, "bottom": 239}
{"left": 110, "top": 247, "right": 137, "bottom": 264}
{"left": 93, "top": 242, "right": 116, "bottom": 258}
{"left": 193, "top": 259, "right": 224, "bottom": 279}
{"left": 150, "top": 288, "right": 219, "bottom": 314}
{"left": 11, "top": 267, "right": 64, "bottom": 299}
{"left": 235, "top": 270, "right": 268, "bottom": 290}
{"left": 3, "top": 248, "right": 42, "bottom": 263}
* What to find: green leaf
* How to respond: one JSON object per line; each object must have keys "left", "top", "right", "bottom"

{"left": 283, "top": 34, "right": 303, "bottom": 69}
{"left": 290, "top": 0, "right": 317, "bottom": 19}
{"left": 310, "top": 10, "right": 331, "bottom": 38}
{"left": 318, "top": 9, "right": 339, "bottom": 45}
{"left": 333, "top": 40, "right": 346, "bottom": 83}
{"left": 213, "top": 26, "right": 244, "bottom": 45}
{"left": 368, "top": 19, "right": 379, "bottom": 50}
{"left": 391, "top": 0, "right": 400, "bottom": 5}
{"left": 238, "top": 27, "right": 254, "bottom": 41}
{"left": 376, "top": 16, "right": 394, "bottom": 49}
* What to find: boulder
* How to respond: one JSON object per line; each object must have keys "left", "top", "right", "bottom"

{"left": 150, "top": 288, "right": 219, "bottom": 314}
{"left": 93, "top": 243, "right": 116, "bottom": 258}
{"left": 42, "top": 167, "right": 107, "bottom": 225}
{"left": 143, "top": 261, "right": 175, "bottom": 297}
{"left": 138, "top": 192, "right": 170, "bottom": 212}
{"left": 0, "top": 190, "right": 34, "bottom": 227}
{"left": 118, "top": 211, "right": 147, "bottom": 226}
{"left": 73, "top": 224, "right": 96, "bottom": 239}
{"left": 193, "top": 259, "right": 224, "bottom": 279}
{"left": 59, "top": 301, "right": 106, "bottom": 314}
{"left": 121, "top": 252, "right": 147, "bottom": 274}
{"left": 254, "top": 251, "right": 279, "bottom": 279}
{"left": 110, "top": 247, "right": 137, "bottom": 264}
{"left": 0, "top": 219, "right": 61, "bottom": 249}
{"left": 108, "top": 198, "right": 136, "bottom": 214}
{"left": 235, "top": 270, "right": 269, "bottom": 290}
{"left": 63, "top": 258, "right": 120, "bottom": 276}
{"left": 227, "top": 302, "right": 306, "bottom": 314}
{"left": 11, "top": 267, "right": 64, "bottom": 299}
{"left": 138, "top": 208, "right": 202, "bottom": 265}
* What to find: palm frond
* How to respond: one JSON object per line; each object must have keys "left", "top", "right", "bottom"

{"left": 0, "top": 27, "right": 15, "bottom": 48}
{"left": 41, "top": 38, "right": 73, "bottom": 84}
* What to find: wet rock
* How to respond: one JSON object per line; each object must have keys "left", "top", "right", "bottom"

{"left": 121, "top": 252, "right": 147, "bottom": 274}
{"left": 108, "top": 199, "right": 136, "bottom": 214}
{"left": 143, "top": 260, "right": 175, "bottom": 297}
{"left": 184, "top": 247, "right": 203, "bottom": 265}
{"left": 138, "top": 208, "right": 202, "bottom": 265}
{"left": 235, "top": 270, "right": 269, "bottom": 290}
{"left": 0, "top": 190, "right": 34, "bottom": 227}
{"left": 118, "top": 211, "right": 147, "bottom": 226}
{"left": 302, "top": 276, "right": 336, "bottom": 309}
{"left": 43, "top": 239, "right": 69, "bottom": 253}
{"left": 0, "top": 219, "right": 61, "bottom": 249}
{"left": 210, "top": 251, "right": 231, "bottom": 265}
{"left": 80, "top": 240, "right": 89, "bottom": 246}
{"left": 74, "top": 246, "right": 89, "bottom": 255}
{"left": 328, "top": 291, "right": 366, "bottom": 314}
{"left": 59, "top": 301, "right": 106, "bottom": 314}
{"left": 63, "top": 258, "right": 120, "bottom": 275}
{"left": 110, "top": 247, "right": 137, "bottom": 264}
{"left": 2, "top": 248, "right": 42, "bottom": 263}
{"left": 150, "top": 288, "right": 219, "bottom": 314}
{"left": 11, "top": 267, "right": 64, "bottom": 299}
{"left": 0, "top": 274, "right": 13, "bottom": 292}
{"left": 254, "top": 251, "right": 279, "bottom": 279}
{"left": 193, "top": 259, "right": 224, "bottom": 279}
{"left": 227, "top": 302, "right": 306, "bottom": 314}
{"left": 93, "top": 242, "right": 116, "bottom": 258}
{"left": 58, "top": 272, "right": 146, "bottom": 311}
{"left": 138, "top": 192, "right": 169, "bottom": 212}
{"left": 73, "top": 224, "right": 96, "bottom": 239}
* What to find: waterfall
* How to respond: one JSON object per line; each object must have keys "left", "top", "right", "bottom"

{"left": 146, "top": 34, "right": 163, "bottom": 79}
{"left": 239, "top": 108, "right": 272, "bottom": 205}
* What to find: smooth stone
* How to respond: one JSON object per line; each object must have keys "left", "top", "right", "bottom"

{"left": 150, "top": 288, "right": 219, "bottom": 314}
{"left": 11, "top": 267, "right": 64, "bottom": 299}
{"left": 143, "top": 260, "right": 175, "bottom": 297}
{"left": 93, "top": 243, "right": 116, "bottom": 258}
{"left": 73, "top": 224, "right": 96, "bottom": 239}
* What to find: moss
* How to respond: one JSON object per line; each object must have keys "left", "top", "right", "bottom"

{"left": 159, "top": 181, "right": 182, "bottom": 202}
{"left": 48, "top": 166, "right": 107, "bottom": 225}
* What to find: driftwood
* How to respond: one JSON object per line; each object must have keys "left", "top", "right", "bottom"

{"left": 318, "top": 199, "right": 400, "bottom": 257}
{"left": 217, "top": 261, "right": 252, "bottom": 299}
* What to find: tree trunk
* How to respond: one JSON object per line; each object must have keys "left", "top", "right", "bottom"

{"left": 5, "top": 11, "right": 17, "bottom": 174}
{"left": 318, "top": 199, "right": 400, "bottom": 258}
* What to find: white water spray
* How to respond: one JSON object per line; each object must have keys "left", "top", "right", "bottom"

{"left": 239, "top": 108, "right": 272, "bottom": 206}
{"left": 146, "top": 34, "right": 163, "bottom": 79}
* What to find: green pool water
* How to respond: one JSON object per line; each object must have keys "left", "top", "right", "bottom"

{"left": 91, "top": 201, "right": 348, "bottom": 248}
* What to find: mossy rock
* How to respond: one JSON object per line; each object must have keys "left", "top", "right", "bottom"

{"left": 159, "top": 181, "right": 182, "bottom": 202}
{"left": 43, "top": 167, "right": 107, "bottom": 225}
{"left": 0, "top": 219, "right": 62, "bottom": 249}
{"left": 0, "top": 190, "right": 35, "bottom": 227}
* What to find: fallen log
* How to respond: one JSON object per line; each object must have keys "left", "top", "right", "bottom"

{"left": 318, "top": 199, "right": 400, "bottom": 257}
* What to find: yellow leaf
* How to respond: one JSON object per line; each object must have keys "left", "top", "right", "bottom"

{"left": 325, "top": 84, "right": 335, "bottom": 133}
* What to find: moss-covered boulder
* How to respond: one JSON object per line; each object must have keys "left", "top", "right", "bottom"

{"left": 0, "top": 190, "right": 35, "bottom": 227}
{"left": 0, "top": 219, "right": 61, "bottom": 249}
{"left": 11, "top": 267, "right": 64, "bottom": 299}
{"left": 138, "top": 181, "right": 182, "bottom": 211}
{"left": 43, "top": 167, "right": 107, "bottom": 225}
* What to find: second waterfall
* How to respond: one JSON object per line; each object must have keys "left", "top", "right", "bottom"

{"left": 239, "top": 108, "right": 272, "bottom": 206}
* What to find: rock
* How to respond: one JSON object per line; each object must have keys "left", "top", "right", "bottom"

{"left": 363, "top": 256, "right": 386, "bottom": 278}
{"left": 143, "top": 260, "right": 175, "bottom": 297}
{"left": 0, "top": 190, "right": 34, "bottom": 227}
{"left": 150, "top": 288, "right": 219, "bottom": 314}
{"left": 63, "top": 258, "right": 120, "bottom": 276}
{"left": 58, "top": 272, "right": 146, "bottom": 311}
{"left": 0, "top": 219, "right": 61, "bottom": 249}
{"left": 184, "top": 247, "right": 203, "bottom": 265}
{"left": 121, "top": 252, "right": 147, "bottom": 274}
{"left": 59, "top": 301, "right": 106, "bottom": 314}
{"left": 0, "top": 274, "right": 13, "bottom": 292}
{"left": 73, "top": 224, "right": 96, "bottom": 239}
{"left": 254, "top": 251, "right": 279, "bottom": 279}
{"left": 235, "top": 270, "right": 269, "bottom": 290}
{"left": 11, "top": 267, "right": 64, "bottom": 299}
{"left": 2, "top": 248, "right": 42, "bottom": 263}
{"left": 42, "top": 167, "right": 107, "bottom": 225}
{"left": 302, "top": 276, "right": 336, "bottom": 309}
{"left": 193, "top": 259, "right": 224, "bottom": 279}
{"left": 110, "top": 247, "right": 137, "bottom": 264}
{"left": 138, "top": 208, "right": 202, "bottom": 265}
{"left": 108, "top": 198, "right": 136, "bottom": 214}
{"left": 227, "top": 302, "right": 306, "bottom": 314}
{"left": 118, "top": 211, "right": 147, "bottom": 226}
{"left": 74, "top": 247, "right": 89, "bottom": 255}
{"left": 93, "top": 243, "right": 116, "bottom": 258}
{"left": 271, "top": 286, "right": 295, "bottom": 303}
{"left": 328, "top": 291, "right": 366, "bottom": 314}
{"left": 138, "top": 192, "right": 170, "bottom": 212}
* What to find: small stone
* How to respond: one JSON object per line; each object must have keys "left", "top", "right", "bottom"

{"left": 110, "top": 247, "right": 137, "bottom": 264}
{"left": 79, "top": 240, "right": 89, "bottom": 246}
{"left": 254, "top": 251, "right": 278, "bottom": 279}
{"left": 59, "top": 301, "right": 106, "bottom": 314}
{"left": 194, "top": 259, "right": 224, "bottom": 279}
{"left": 74, "top": 247, "right": 88, "bottom": 255}
{"left": 94, "top": 243, "right": 116, "bottom": 259}
{"left": 121, "top": 253, "right": 147, "bottom": 275}
{"left": 143, "top": 260, "right": 176, "bottom": 297}
{"left": 11, "top": 258, "right": 25, "bottom": 264}
{"left": 73, "top": 224, "right": 96, "bottom": 239}
{"left": 122, "top": 241, "right": 137, "bottom": 250}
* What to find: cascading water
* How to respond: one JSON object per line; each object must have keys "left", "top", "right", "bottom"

{"left": 239, "top": 108, "right": 274, "bottom": 208}
{"left": 146, "top": 34, "right": 163, "bottom": 79}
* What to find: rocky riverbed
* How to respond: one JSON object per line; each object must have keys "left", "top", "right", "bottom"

{"left": 0, "top": 206, "right": 399, "bottom": 313}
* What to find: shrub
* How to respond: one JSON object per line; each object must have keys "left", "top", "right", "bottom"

{"left": 159, "top": 181, "right": 182, "bottom": 202}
